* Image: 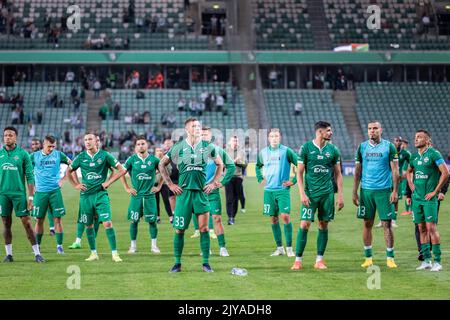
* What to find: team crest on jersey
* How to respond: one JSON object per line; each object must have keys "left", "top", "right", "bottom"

{"left": 424, "top": 157, "right": 429, "bottom": 163}
{"left": 325, "top": 152, "right": 331, "bottom": 158}
{"left": 97, "top": 158, "right": 103, "bottom": 164}
{"left": 147, "top": 161, "right": 152, "bottom": 166}
{"left": 13, "top": 156, "right": 19, "bottom": 161}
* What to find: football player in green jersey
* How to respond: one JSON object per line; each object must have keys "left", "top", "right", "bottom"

{"left": 159, "top": 117, "right": 224, "bottom": 273}
{"left": 67, "top": 132, "right": 127, "bottom": 262}
{"left": 406, "top": 129, "right": 449, "bottom": 272}
{"left": 121, "top": 136, "right": 163, "bottom": 254}
{"left": 291, "top": 121, "right": 344, "bottom": 270}
{"left": 1, "top": 127, "right": 44, "bottom": 263}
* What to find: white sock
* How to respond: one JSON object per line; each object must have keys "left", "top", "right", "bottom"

{"left": 131, "top": 240, "right": 137, "bottom": 248}
{"left": 75, "top": 237, "right": 81, "bottom": 244}
{"left": 316, "top": 255, "right": 323, "bottom": 263}
{"left": 5, "top": 244, "right": 12, "bottom": 256}
{"left": 57, "top": 244, "right": 63, "bottom": 249}
{"left": 295, "top": 256, "right": 302, "bottom": 262}
{"left": 364, "top": 246, "right": 372, "bottom": 250}
{"left": 277, "top": 246, "right": 284, "bottom": 250}
{"left": 151, "top": 239, "right": 157, "bottom": 247}
{"left": 91, "top": 250, "right": 97, "bottom": 254}
{"left": 112, "top": 250, "right": 117, "bottom": 255}
{"left": 50, "top": 227, "right": 55, "bottom": 231}
{"left": 32, "top": 244, "right": 40, "bottom": 256}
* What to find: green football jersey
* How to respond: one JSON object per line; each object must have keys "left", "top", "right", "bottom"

{"left": 166, "top": 139, "right": 217, "bottom": 191}
{"left": 0, "top": 145, "right": 34, "bottom": 196}
{"left": 398, "top": 148, "right": 411, "bottom": 173}
{"left": 124, "top": 153, "right": 160, "bottom": 196}
{"left": 70, "top": 149, "right": 119, "bottom": 195}
{"left": 409, "top": 147, "right": 445, "bottom": 202}
{"left": 298, "top": 140, "right": 341, "bottom": 197}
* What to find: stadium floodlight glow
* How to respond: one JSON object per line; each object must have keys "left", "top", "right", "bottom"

{"left": 213, "top": 4, "right": 220, "bottom": 9}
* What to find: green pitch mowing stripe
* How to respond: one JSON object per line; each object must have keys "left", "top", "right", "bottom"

{"left": 0, "top": 177, "right": 449, "bottom": 299}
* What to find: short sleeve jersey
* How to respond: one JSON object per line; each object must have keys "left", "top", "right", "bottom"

{"left": 355, "top": 139, "right": 398, "bottom": 190}
{"left": 124, "top": 153, "right": 160, "bottom": 196}
{"left": 166, "top": 139, "right": 217, "bottom": 191}
{"left": 70, "top": 149, "right": 119, "bottom": 195}
{"left": 409, "top": 147, "right": 445, "bottom": 202}
{"left": 31, "top": 150, "right": 69, "bottom": 192}
{"left": 298, "top": 140, "right": 341, "bottom": 197}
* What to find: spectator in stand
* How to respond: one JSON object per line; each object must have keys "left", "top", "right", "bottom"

{"left": 113, "top": 102, "right": 121, "bottom": 120}
{"left": 177, "top": 96, "right": 186, "bottom": 111}
{"left": 93, "top": 80, "right": 101, "bottom": 98}
{"left": 36, "top": 109, "right": 43, "bottom": 124}
{"left": 166, "top": 113, "right": 176, "bottom": 128}
{"left": 99, "top": 103, "right": 108, "bottom": 120}
{"left": 215, "top": 36, "right": 224, "bottom": 50}
{"left": 157, "top": 16, "right": 166, "bottom": 32}
{"left": 210, "top": 15, "right": 218, "bottom": 35}
{"left": 73, "top": 97, "right": 81, "bottom": 111}
{"left": 269, "top": 68, "right": 278, "bottom": 88}
{"left": 216, "top": 94, "right": 224, "bottom": 112}
{"left": 66, "top": 70, "right": 75, "bottom": 82}
{"left": 421, "top": 13, "right": 431, "bottom": 34}
{"left": 11, "top": 106, "right": 19, "bottom": 124}
{"left": 294, "top": 100, "right": 303, "bottom": 116}
{"left": 70, "top": 85, "right": 78, "bottom": 101}
{"left": 131, "top": 70, "right": 140, "bottom": 89}
{"left": 155, "top": 72, "right": 164, "bottom": 89}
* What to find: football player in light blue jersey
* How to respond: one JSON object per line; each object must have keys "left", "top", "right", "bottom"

{"left": 353, "top": 121, "right": 399, "bottom": 269}
{"left": 30, "top": 135, "right": 71, "bottom": 254}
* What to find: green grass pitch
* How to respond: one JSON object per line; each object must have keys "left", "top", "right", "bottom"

{"left": 0, "top": 177, "right": 449, "bottom": 299}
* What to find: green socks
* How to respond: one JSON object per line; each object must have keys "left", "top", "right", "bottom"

{"left": 386, "top": 247, "right": 395, "bottom": 258}
{"left": 86, "top": 227, "right": 96, "bottom": 251}
{"left": 405, "top": 200, "right": 411, "bottom": 212}
{"left": 149, "top": 222, "right": 158, "bottom": 239}
{"left": 271, "top": 222, "right": 282, "bottom": 247}
{"left": 105, "top": 227, "right": 117, "bottom": 251}
{"left": 94, "top": 219, "right": 100, "bottom": 237}
{"left": 421, "top": 243, "right": 431, "bottom": 261}
{"left": 295, "top": 228, "right": 308, "bottom": 257}
{"left": 364, "top": 246, "right": 373, "bottom": 258}
{"left": 200, "top": 231, "right": 210, "bottom": 264}
{"left": 317, "top": 229, "right": 328, "bottom": 256}
{"left": 36, "top": 233, "right": 43, "bottom": 245}
{"left": 55, "top": 232, "right": 63, "bottom": 246}
{"left": 76, "top": 222, "right": 85, "bottom": 239}
{"left": 130, "top": 223, "right": 138, "bottom": 241}
{"left": 432, "top": 244, "right": 441, "bottom": 263}
{"left": 284, "top": 222, "right": 293, "bottom": 247}
{"left": 217, "top": 234, "right": 226, "bottom": 248}
{"left": 192, "top": 214, "right": 199, "bottom": 231}
{"left": 174, "top": 233, "right": 185, "bottom": 264}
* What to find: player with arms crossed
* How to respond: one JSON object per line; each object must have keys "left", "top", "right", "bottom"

{"left": 292, "top": 121, "right": 344, "bottom": 270}
{"left": 353, "top": 121, "right": 399, "bottom": 269}
{"left": 0, "top": 127, "right": 44, "bottom": 262}
{"left": 121, "top": 136, "right": 163, "bottom": 254}
{"left": 158, "top": 117, "right": 224, "bottom": 273}
{"left": 256, "top": 128, "right": 297, "bottom": 257}
{"left": 67, "top": 132, "right": 126, "bottom": 262}
{"left": 30, "top": 135, "right": 71, "bottom": 254}
{"left": 406, "top": 129, "right": 449, "bottom": 272}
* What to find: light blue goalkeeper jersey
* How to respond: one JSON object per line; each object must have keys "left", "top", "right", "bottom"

{"left": 355, "top": 139, "right": 398, "bottom": 190}
{"left": 31, "top": 150, "right": 69, "bottom": 193}
{"left": 256, "top": 144, "right": 297, "bottom": 191}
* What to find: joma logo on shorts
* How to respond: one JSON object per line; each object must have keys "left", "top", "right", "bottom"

{"left": 1, "top": 163, "right": 18, "bottom": 171}
{"left": 86, "top": 172, "right": 102, "bottom": 180}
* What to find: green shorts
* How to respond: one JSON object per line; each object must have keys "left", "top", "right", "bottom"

{"left": 412, "top": 200, "right": 438, "bottom": 224}
{"left": 32, "top": 189, "right": 65, "bottom": 219}
{"left": 263, "top": 189, "right": 291, "bottom": 216}
{"left": 300, "top": 192, "right": 335, "bottom": 222}
{"left": 0, "top": 194, "right": 29, "bottom": 218}
{"left": 127, "top": 195, "right": 158, "bottom": 223}
{"left": 357, "top": 188, "right": 396, "bottom": 221}
{"left": 79, "top": 191, "right": 112, "bottom": 226}
{"left": 173, "top": 189, "right": 210, "bottom": 230}
{"left": 208, "top": 192, "right": 222, "bottom": 216}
